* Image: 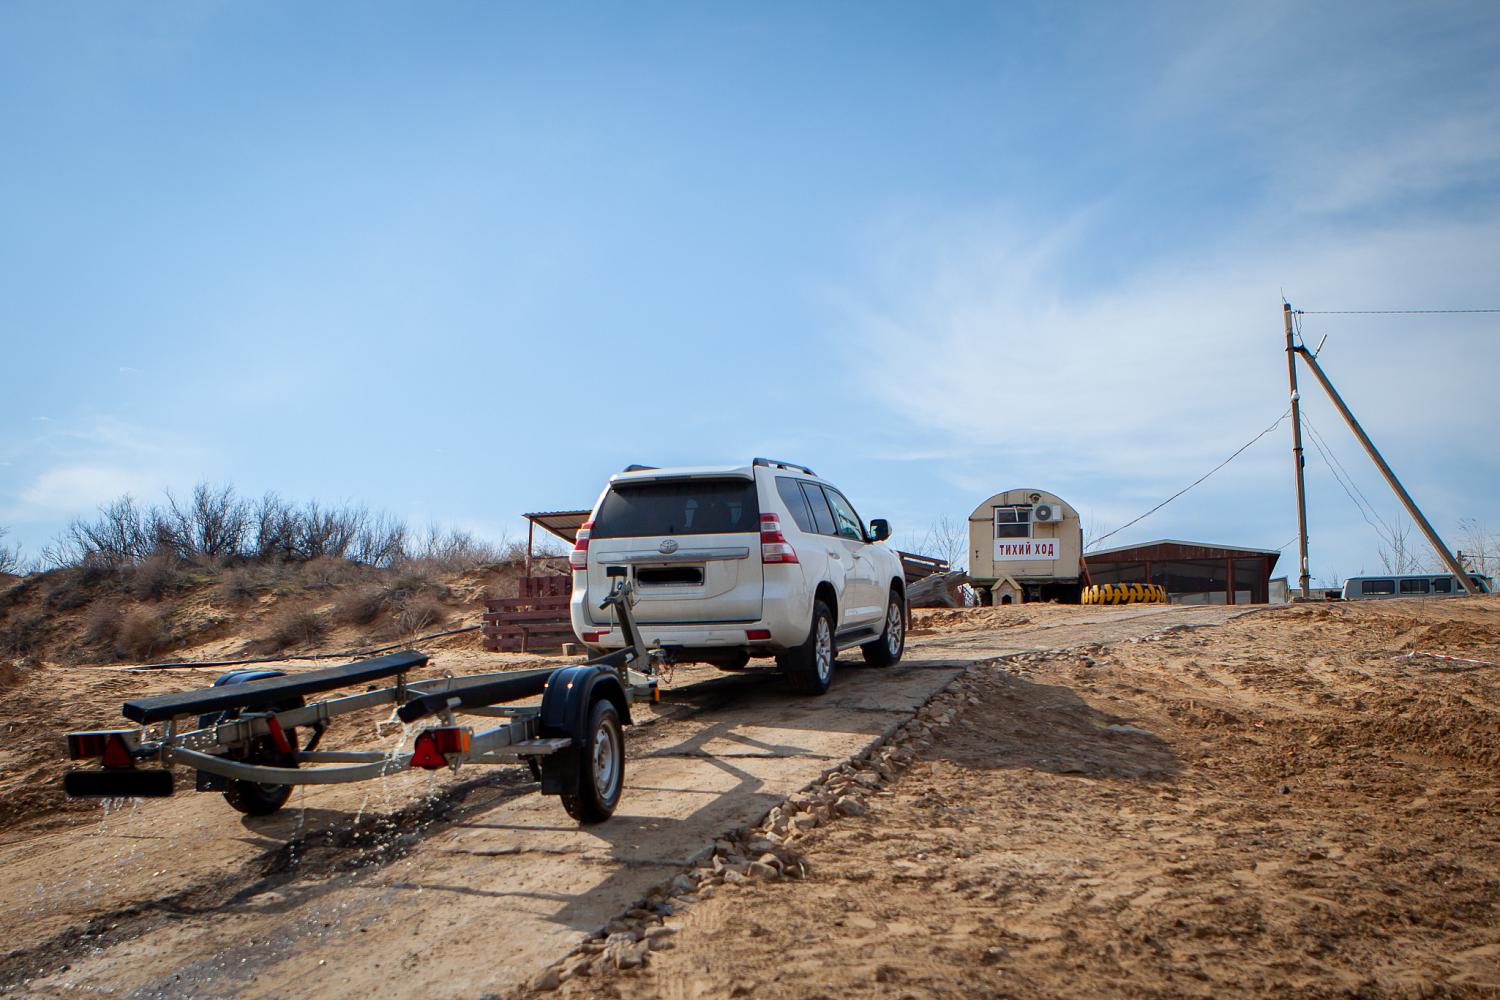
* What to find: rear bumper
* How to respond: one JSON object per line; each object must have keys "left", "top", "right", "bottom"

{"left": 570, "top": 583, "right": 810, "bottom": 654}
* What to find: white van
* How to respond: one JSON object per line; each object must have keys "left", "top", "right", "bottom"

{"left": 1341, "top": 573, "right": 1493, "bottom": 600}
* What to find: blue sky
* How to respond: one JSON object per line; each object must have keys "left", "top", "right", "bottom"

{"left": 2, "top": 1, "right": 1498, "bottom": 584}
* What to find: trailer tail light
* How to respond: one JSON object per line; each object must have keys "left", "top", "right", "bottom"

{"left": 410, "top": 727, "right": 471, "bottom": 770}
{"left": 67, "top": 731, "right": 135, "bottom": 768}
{"left": 569, "top": 520, "right": 594, "bottom": 571}
{"left": 760, "top": 514, "right": 799, "bottom": 564}
{"left": 746, "top": 629, "right": 772, "bottom": 641}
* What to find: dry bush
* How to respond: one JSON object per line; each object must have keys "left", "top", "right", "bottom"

{"left": 216, "top": 566, "right": 262, "bottom": 604}
{"left": 332, "top": 585, "right": 386, "bottom": 626}
{"left": 42, "top": 572, "right": 96, "bottom": 612}
{"left": 47, "top": 483, "right": 516, "bottom": 577}
{"left": 392, "top": 593, "right": 449, "bottom": 636}
{"left": 113, "top": 607, "right": 172, "bottom": 661}
{"left": 82, "top": 601, "right": 122, "bottom": 647}
{"left": 258, "top": 604, "right": 326, "bottom": 652}
{"left": 382, "top": 572, "right": 435, "bottom": 603}
{"left": 401, "top": 527, "right": 519, "bottom": 574}
{"left": 129, "top": 553, "right": 186, "bottom": 601}
{"left": 0, "top": 610, "right": 48, "bottom": 657}
{"left": 299, "top": 555, "right": 365, "bottom": 590}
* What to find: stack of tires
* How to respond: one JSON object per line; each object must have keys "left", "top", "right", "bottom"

{"left": 1081, "top": 583, "right": 1168, "bottom": 605}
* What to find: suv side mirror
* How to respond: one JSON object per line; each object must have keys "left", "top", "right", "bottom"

{"left": 868, "top": 518, "right": 891, "bottom": 542}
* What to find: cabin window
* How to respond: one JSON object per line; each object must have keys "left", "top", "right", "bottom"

{"left": 1400, "top": 578, "right": 1429, "bottom": 594}
{"left": 1432, "top": 577, "right": 1452, "bottom": 593}
{"left": 994, "top": 505, "right": 1032, "bottom": 539}
{"left": 1361, "top": 579, "right": 1395, "bottom": 595}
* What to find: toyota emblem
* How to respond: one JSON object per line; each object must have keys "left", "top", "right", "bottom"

{"left": 658, "top": 539, "right": 679, "bottom": 554}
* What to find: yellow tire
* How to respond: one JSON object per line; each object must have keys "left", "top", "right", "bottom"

{"left": 1095, "top": 582, "right": 1166, "bottom": 605}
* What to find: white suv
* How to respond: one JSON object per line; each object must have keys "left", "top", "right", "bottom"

{"left": 569, "top": 458, "right": 907, "bottom": 694}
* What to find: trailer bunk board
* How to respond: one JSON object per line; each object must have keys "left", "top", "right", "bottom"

{"left": 122, "top": 650, "right": 429, "bottom": 724}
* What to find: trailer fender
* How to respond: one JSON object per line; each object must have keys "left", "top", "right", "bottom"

{"left": 537, "top": 666, "right": 632, "bottom": 797}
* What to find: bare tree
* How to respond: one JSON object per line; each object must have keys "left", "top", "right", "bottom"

{"left": 1377, "top": 522, "right": 1422, "bottom": 575}
{"left": 1457, "top": 518, "right": 1498, "bottom": 580}
{"left": 919, "top": 515, "right": 969, "bottom": 571}
{"left": 63, "top": 495, "right": 152, "bottom": 565}
{"left": 0, "top": 527, "right": 24, "bottom": 576}
{"left": 42, "top": 482, "right": 521, "bottom": 572}
{"left": 1081, "top": 509, "right": 1106, "bottom": 552}
{"left": 159, "top": 483, "right": 249, "bottom": 563}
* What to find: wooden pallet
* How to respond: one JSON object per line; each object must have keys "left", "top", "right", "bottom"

{"left": 897, "top": 550, "right": 949, "bottom": 584}
{"left": 481, "top": 575, "right": 574, "bottom": 653}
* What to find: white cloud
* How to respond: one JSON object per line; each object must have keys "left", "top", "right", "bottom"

{"left": 13, "top": 464, "right": 154, "bottom": 517}
{"left": 1284, "top": 111, "right": 1500, "bottom": 216}
{"left": 834, "top": 206, "right": 1500, "bottom": 567}
{"left": 0, "top": 418, "right": 211, "bottom": 550}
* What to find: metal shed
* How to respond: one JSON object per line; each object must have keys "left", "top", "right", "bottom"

{"left": 1083, "top": 539, "right": 1281, "bottom": 605}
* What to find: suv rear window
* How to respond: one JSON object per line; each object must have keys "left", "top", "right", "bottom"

{"left": 593, "top": 480, "right": 760, "bottom": 537}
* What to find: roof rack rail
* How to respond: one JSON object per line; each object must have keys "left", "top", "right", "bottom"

{"left": 752, "top": 457, "right": 816, "bottom": 476}
{"left": 621, "top": 464, "right": 658, "bottom": 472}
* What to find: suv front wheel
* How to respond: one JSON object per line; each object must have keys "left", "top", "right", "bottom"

{"left": 860, "top": 590, "right": 906, "bottom": 668}
{"left": 779, "top": 600, "right": 835, "bottom": 695}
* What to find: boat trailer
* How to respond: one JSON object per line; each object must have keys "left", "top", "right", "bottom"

{"left": 63, "top": 570, "right": 658, "bottom": 824}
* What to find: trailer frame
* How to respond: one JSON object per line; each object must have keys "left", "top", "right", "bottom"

{"left": 63, "top": 571, "right": 659, "bottom": 824}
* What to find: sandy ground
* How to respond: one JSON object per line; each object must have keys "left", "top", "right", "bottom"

{"left": 570, "top": 597, "right": 1500, "bottom": 999}
{"left": 1, "top": 597, "right": 1496, "bottom": 997}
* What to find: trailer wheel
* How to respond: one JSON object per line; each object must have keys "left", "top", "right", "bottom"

{"left": 860, "top": 590, "right": 906, "bottom": 668}
{"left": 223, "top": 756, "right": 294, "bottom": 816}
{"left": 561, "top": 700, "right": 624, "bottom": 824}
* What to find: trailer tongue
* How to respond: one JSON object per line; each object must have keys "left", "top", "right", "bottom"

{"left": 63, "top": 571, "right": 659, "bottom": 824}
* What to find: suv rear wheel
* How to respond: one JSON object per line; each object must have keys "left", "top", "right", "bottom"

{"left": 861, "top": 590, "right": 906, "bottom": 667}
{"left": 779, "top": 600, "right": 835, "bottom": 695}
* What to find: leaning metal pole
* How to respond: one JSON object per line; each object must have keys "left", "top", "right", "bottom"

{"left": 1293, "top": 343, "right": 1480, "bottom": 595}
{"left": 1284, "top": 304, "right": 1312, "bottom": 598}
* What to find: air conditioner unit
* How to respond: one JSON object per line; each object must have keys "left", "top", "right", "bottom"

{"left": 1033, "top": 504, "right": 1061, "bottom": 523}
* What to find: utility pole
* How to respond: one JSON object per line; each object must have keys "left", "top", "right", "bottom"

{"left": 1292, "top": 341, "right": 1481, "bottom": 596}
{"left": 1284, "top": 303, "right": 1312, "bottom": 597}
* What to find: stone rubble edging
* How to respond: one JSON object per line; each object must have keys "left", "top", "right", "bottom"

{"left": 519, "top": 649, "right": 1070, "bottom": 995}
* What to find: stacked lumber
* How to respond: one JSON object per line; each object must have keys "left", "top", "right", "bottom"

{"left": 481, "top": 575, "right": 574, "bottom": 652}
{"left": 907, "top": 569, "right": 972, "bottom": 608}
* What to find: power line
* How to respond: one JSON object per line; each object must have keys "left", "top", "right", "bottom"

{"left": 1294, "top": 308, "right": 1500, "bottom": 315}
{"left": 1301, "top": 413, "right": 1396, "bottom": 548}
{"left": 1087, "top": 409, "right": 1290, "bottom": 551}
{"left": 1301, "top": 412, "right": 1385, "bottom": 528}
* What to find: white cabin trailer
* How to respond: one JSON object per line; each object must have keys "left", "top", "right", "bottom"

{"left": 968, "top": 488, "right": 1084, "bottom": 604}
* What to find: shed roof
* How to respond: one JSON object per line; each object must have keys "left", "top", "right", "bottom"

{"left": 523, "top": 510, "right": 592, "bottom": 544}
{"left": 1085, "top": 538, "right": 1282, "bottom": 564}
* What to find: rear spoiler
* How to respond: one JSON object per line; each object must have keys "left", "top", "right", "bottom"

{"left": 609, "top": 468, "right": 754, "bottom": 484}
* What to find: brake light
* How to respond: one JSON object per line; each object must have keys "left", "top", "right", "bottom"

{"left": 760, "top": 513, "right": 799, "bottom": 564}
{"left": 410, "top": 727, "right": 471, "bottom": 770}
{"left": 67, "top": 730, "right": 136, "bottom": 768}
{"left": 569, "top": 520, "right": 594, "bottom": 571}
{"left": 580, "top": 630, "right": 609, "bottom": 643}
{"left": 746, "top": 629, "right": 772, "bottom": 641}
